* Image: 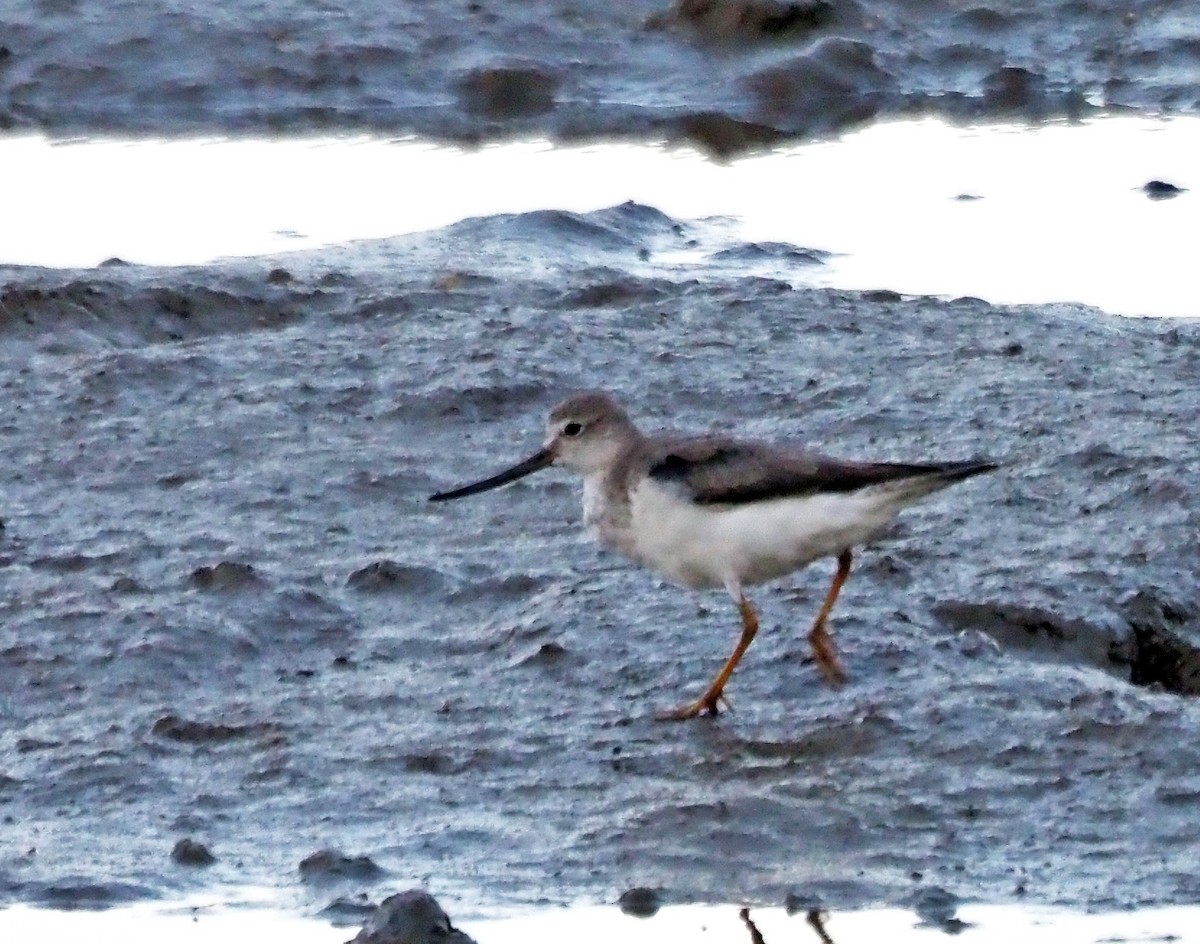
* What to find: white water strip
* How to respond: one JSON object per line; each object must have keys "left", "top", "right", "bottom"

{"left": 2, "top": 116, "right": 1197, "bottom": 317}
{"left": 3, "top": 898, "right": 1200, "bottom": 944}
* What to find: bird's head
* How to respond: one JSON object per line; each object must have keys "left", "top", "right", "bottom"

{"left": 428, "top": 390, "right": 637, "bottom": 502}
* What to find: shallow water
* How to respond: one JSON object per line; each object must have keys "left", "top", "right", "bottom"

{"left": 5, "top": 899, "right": 1200, "bottom": 944}
{"left": 3, "top": 115, "right": 1198, "bottom": 316}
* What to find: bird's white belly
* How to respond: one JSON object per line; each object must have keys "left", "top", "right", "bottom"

{"left": 624, "top": 481, "right": 897, "bottom": 589}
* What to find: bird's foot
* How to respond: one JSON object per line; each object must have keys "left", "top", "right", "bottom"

{"left": 808, "top": 620, "right": 846, "bottom": 688}
{"left": 657, "top": 691, "right": 726, "bottom": 721}
{"left": 814, "top": 652, "right": 846, "bottom": 688}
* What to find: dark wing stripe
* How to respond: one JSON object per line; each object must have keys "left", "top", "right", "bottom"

{"left": 649, "top": 445, "right": 995, "bottom": 506}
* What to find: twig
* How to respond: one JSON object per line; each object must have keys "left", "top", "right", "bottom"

{"left": 806, "top": 909, "right": 836, "bottom": 944}
{"left": 739, "top": 907, "right": 768, "bottom": 944}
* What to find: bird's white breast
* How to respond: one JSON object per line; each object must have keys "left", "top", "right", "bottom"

{"left": 620, "top": 479, "right": 901, "bottom": 589}
{"left": 581, "top": 475, "right": 639, "bottom": 560}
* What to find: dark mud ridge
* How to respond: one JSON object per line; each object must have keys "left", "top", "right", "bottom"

{"left": 2, "top": 1, "right": 1199, "bottom": 152}
{"left": 2, "top": 202, "right": 1200, "bottom": 915}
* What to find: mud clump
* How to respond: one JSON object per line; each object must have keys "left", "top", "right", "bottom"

{"left": 650, "top": 0, "right": 835, "bottom": 41}
{"left": 457, "top": 67, "right": 558, "bottom": 119}
{"left": 979, "top": 66, "right": 1089, "bottom": 120}
{"left": 676, "top": 112, "right": 785, "bottom": 157}
{"left": 188, "top": 561, "right": 265, "bottom": 591}
{"left": 1124, "top": 589, "right": 1200, "bottom": 694}
{"left": 935, "top": 593, "right": 1200, "bottom": 697}
{"left": 1143, "top": 180, "right": 1186, "bottom": 200}
{"left": 323, "top": 895, "right": 378, "bottom": 926}
{"left": 348, "top": 890, "right": 476, "bottom": 944}
{"left": 910, "top": 885, "right": 972, "bottom": 933}
{"left": 743, "top": 38, "right": 889, "bottom": 136}
{"left": 151, "top": 715, "right": 281, "bottom": 745}
{"left": 26, "top": 881, "right": 152, "bottom": 910}
{"left": 931, "top": 600, "right": 1126, "bottom": 673}
{"left": 346, "top": 561, "right": 446, "bottom": 594}
{"left": 300, "top": 849, "right": 386, "bottom": 884}
{"left": 170, "top": 838, "right": 216, "bottom": 866}
{"left": 618, "top": 886, "right": 663, "bottom": 917}
{"left": 709, "top": 242, "right": 829, "bottom": 266}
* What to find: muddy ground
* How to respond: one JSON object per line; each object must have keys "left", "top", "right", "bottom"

{"left": 2, "top": 204, "right": 1199, "bottom": 916}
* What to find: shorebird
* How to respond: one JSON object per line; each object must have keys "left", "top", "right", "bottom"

{"left": 429, "top": 392, "right": 995, "bottom": 719}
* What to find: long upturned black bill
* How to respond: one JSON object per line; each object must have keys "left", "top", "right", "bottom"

{"left": 428, "top": 447, "right": 554, "bottom": 502}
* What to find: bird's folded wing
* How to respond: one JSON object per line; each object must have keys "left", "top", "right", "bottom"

{"left": 646, "top": 438, "right": 956, "bottom": 505}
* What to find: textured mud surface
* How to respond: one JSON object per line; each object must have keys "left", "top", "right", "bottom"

{"left": 3, "top": 1, "right": 1200, "bottom": 150}
{"left": 2, "top": 204, "right": 1200, "bottom": 915}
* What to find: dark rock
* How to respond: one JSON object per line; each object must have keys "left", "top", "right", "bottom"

{"left": 349, "top": 890, "right": 476, "bottom": 944}
{"left": 1123, "top": 588, "right": 1200, "bottom": 694}
{"left": 617, "top": 886, "right": 662, "bottom": 917}
{"left": 300, "top": 848, "right": 386, "bottom": 884}
{"left": 171, "top": 838, "right": 216, "bottom": 866}
{"left": 267, "top": 267, "right": 294, "bottom": 284}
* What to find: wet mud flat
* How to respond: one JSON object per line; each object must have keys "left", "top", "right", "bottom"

{"left": 3, "top": 0, "right": 1200, "bottom": 151}
{"left": 2, "top": 204, "right": 1200, "bottom": 917}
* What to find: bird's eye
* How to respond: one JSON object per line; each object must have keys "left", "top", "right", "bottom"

{"left": 563, "top": 421, "right": 584, "bottom": 437}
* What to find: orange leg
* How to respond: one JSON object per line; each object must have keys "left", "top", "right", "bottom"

{"left": 661, "top": 594, "right": 759, "bottom": 721}
{"left": 808, "top": 549, "right": 853, "bottom": 686}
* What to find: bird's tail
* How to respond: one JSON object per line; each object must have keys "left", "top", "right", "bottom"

{"left": 930, "top": 460, "right": 1000, "bottom": 484}
{"left": 865, "top": 459, "right": 999, "bottom": 506}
